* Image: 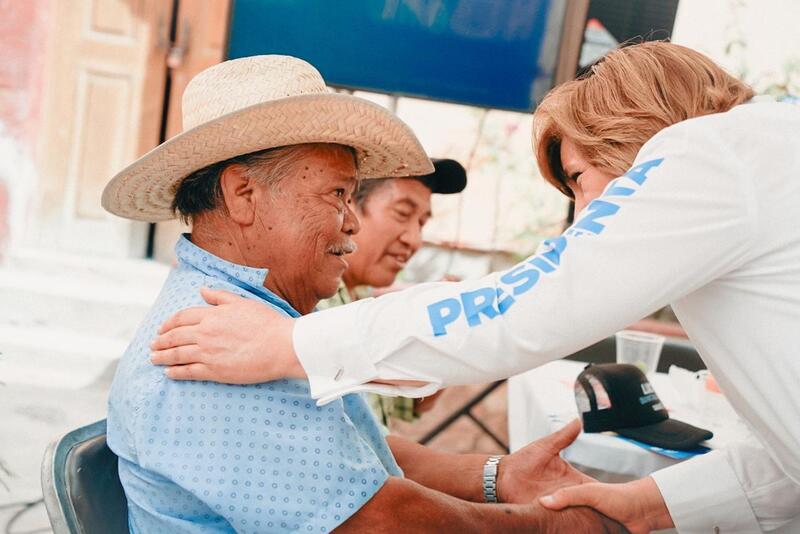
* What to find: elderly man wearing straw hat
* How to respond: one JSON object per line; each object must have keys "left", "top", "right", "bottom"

{"left": 102, "top": 56, "right": 624, "bottom": 533}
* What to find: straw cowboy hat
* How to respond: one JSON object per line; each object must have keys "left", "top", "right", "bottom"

{"left": 102, "top": 55, "right": 433, "bottom": 222}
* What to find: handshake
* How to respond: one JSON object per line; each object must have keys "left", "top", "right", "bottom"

{"left": 491, "top": 419, "right": 668, "bottom": 534}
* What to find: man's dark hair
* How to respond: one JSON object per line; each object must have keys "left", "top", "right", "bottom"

{"left": 172, "top": 154, "right": 246, "bottom": 223}
{"left": 172, "top": 143, "right": 356, "bottom": 224}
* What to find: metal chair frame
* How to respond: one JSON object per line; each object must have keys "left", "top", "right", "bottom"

{"left": 419, "top": 380, "right": 510, "bottom": 452}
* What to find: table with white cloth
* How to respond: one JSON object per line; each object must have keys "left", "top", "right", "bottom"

{"left": 507, "top": 360, "right": 800, "bottom": 533}
{"left": 507, "top": 359, "right": 751, "bottom": 483}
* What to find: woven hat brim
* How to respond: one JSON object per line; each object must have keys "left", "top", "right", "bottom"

{"left": 102, "top": 93, "right": 434, "bottom": 222}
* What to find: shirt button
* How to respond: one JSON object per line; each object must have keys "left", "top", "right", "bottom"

{"left": 334, "top": 368, "right": 344, "bottom": 381}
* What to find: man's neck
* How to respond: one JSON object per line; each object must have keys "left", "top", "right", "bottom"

{"left": 190, "top": 219, "right": 317, "bottom": 315}
{"left": 263, "top": 275, "right": 317, "bottom": 315}
{"left": 190, "top": 217, "right": 249, "bottom": 266}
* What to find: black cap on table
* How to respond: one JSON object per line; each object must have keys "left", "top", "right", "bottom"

{"left": 575, "top": 363, "right": 713, "bottom": 451}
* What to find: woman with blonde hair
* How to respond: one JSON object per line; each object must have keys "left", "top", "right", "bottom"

{"left": 152, "top": 42, "right": 800, "bottom": 532}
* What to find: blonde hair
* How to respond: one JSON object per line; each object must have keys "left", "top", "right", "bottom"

{"left": 533, "top": 41, "right": 754, "bottom": 197}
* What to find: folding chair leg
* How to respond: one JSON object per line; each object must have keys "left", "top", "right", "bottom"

{"left": 465, "top": 412, "right": 509, "bottom": 452}
{"left": 419, "top": 380, "right": 507, "bottom": 451}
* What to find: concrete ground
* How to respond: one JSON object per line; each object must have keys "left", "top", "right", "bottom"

{"left": 0, "top": 249, "right": 509, "bottom": 533}
{"left": 0, "top": 249, "right": 168, "bottom": 533}
{"left": 0, "top": 374, "right": 112, "bottom": 532}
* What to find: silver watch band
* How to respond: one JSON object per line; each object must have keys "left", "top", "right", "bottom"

{"left": 482, "top": 455, "right": 503, "bottom": 503}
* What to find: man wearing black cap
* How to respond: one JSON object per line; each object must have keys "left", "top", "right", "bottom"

{"left": 319, "top": 159, "right": 467, "bottom": 425}
{"left": 341, "top": 158, "right": 466, "bottom": 295}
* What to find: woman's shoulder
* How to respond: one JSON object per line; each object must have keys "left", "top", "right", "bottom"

{"left": 652, "top": 101, "right": 797, "bottom": 144}
{"left": 636, "top": 101, "right": 796, "bottom": 165}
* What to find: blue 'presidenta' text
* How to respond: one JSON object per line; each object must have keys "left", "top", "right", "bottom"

{"left": 426, "top": 158, "right": 664, "bottom": 336}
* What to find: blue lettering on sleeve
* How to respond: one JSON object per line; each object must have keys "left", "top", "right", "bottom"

{"left": 499, "top": 264, "right": 541, "bottom": 296}
{"left": 603, "top": 178, "right": 636, "bottom": 197}
{"left": 424, "top": 156, "right": 667, "bottom": 336}
{"left": 428, "top": 298, "right": 462, "bottom": 336}
{"left": 539, "top": 236, "right": 567, "bottom": 268}
{"left": 528, "top": 256, "right": 555, "bottom": 273}
{"left": 625, "top": 158, "right": 663, "bottom": 185}
{"left": 460, "top": 288, "right": 500, "bottom": 327}
{"left": 572, "top": 199, "right": 620, "bottom": 235}
{"left": 496, "top": 288, "right": 515, "bottom": 314}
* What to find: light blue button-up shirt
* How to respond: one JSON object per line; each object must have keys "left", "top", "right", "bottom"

{"left": 107, "top": 235, "right": 400, "bottom": 533}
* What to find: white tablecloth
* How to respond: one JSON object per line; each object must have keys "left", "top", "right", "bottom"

{"left": 508, "top": 360, "right": 800, "bottom": 533}
{"left": 507, "top": 359, "right": 750, "bottom": 482}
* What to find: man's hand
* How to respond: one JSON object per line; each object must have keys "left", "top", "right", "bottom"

{"left": 498, "top": 419, "right": 594, "bottom": 504}
{"left": 334, "top": 476, "right": 628, "bottom": 534}
{"left": 151, "top": 287, "right": 306, "bottom": 383}
{"left": 540, "top": 476, "right": 673, "bottom": 534}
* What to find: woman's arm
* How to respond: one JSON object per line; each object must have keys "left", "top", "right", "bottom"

{"left": 289, "top": 126, "right": 753, "bottom": 402}
{"left": 153, "top": 123, "right": 752, "bottom": 402}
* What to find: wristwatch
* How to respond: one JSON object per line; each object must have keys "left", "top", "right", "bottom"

{"left": 483, "top": 455, "right": 503, "bottom": 503}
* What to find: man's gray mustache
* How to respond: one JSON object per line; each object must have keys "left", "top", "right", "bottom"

{"left": 328, "top": 242, "right": 357, "bottom": 255}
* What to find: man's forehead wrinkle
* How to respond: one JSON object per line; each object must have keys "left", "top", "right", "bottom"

{"left": 330, "top": 171, "right": 359, "bottom": 188}
{"left": 288, "top": 163, "right": 356, "bottom": 192}
{"left": 323, "top": 154, "right": 358, "bottom": 178}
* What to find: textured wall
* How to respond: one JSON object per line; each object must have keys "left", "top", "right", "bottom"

{"left": 0, "top": 0, "right": 50, "bottom": 146}
{"left": 0, "top": 0, "right": 50, "bottom": 255}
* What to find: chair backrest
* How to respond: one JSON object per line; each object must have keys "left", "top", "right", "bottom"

{"left": 41, "top": 419, "right": 129, "bottom": 534}
{"left": 565, "top": 336, "right": 706, "bottom": 373}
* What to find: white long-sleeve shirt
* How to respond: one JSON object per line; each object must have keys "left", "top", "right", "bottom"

{"left": 294, "top": 100, "right": 800, "bottom": 532}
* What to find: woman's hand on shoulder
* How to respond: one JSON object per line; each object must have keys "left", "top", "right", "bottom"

{"left": 151, "top": 287, "right": 305, "bottom": 383}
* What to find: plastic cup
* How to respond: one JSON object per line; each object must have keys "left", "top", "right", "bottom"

{"left": 615, "top": 330, "right": 665, "bottom": 374}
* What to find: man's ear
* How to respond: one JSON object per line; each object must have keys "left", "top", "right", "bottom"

{"left": 219, "top": 164, "right": 256, "bottom": 225}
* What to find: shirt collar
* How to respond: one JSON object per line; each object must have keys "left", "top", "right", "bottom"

{"left": 175, "top": 234, "right": 300, "bottom": 318}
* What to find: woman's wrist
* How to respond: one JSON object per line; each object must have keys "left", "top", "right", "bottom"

{"left": 275, "top": 317, "right": 306, "bottom": 379}
{"left": 628, "top": 476, "right": 673, "bottom": 531}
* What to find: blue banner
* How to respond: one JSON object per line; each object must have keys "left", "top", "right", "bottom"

{"left": 228, "top": 0, "right": 564, "bottom": 111}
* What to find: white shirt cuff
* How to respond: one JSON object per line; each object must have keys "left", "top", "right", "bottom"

{"left": 316, "top": 382, "right": 441, "bottom": 406}
{"left": 294, "top": 302, "right": 442, "bottom": 404}
{"left": 651, "top": 450, "right": 762, "bottom": 533}
{"left": 294, "top": 302, "right": 378, "bottom": 403}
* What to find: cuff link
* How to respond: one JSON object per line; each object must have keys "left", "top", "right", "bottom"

{"left": 333, "top": 367, "right": 344, "bottom": 381}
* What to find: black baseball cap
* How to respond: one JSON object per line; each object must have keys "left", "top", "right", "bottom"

{"left": 415, "top": 158, "right": 467, "bottom": 194}
{"left": 575, "top": 363, "right": 713, "bottom": 451}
